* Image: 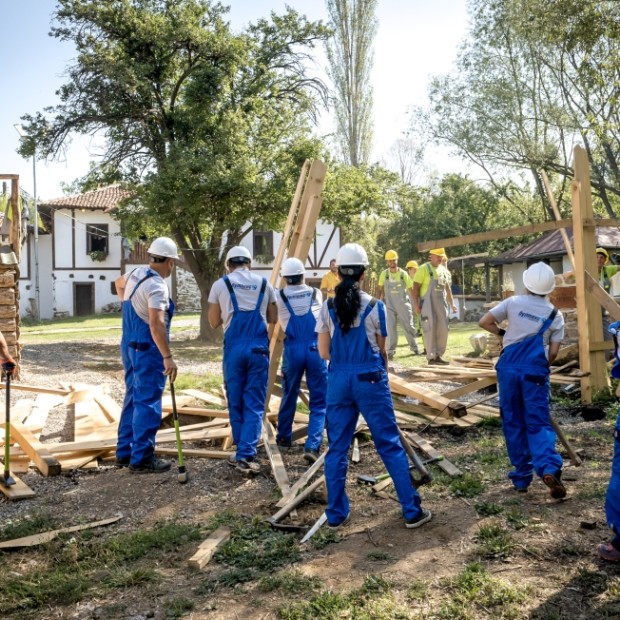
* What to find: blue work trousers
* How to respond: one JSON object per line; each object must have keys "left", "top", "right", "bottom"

{"left": 324, "top": 365, "right": 421, "bottom": 525}
{"left": 497, "top": 368, "right": 563, "bottom": 489}
{"left": 606, "top": 411, "right": 620, "bottom": 538}
{"left": 117, "top": 343, "right": 167, "bottom": 466}
{"left": 223, "top": 341, "right": 269, "bottom": 460}
{"left": 277, "top": 342, "right": 327, "bottom": 451}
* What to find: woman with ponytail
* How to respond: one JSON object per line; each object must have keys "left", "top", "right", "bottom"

{"left": 316, "top": 243, "right": 432, "bottom": 530}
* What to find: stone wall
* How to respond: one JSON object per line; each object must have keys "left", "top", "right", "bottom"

{"left": 0, "top": 268, "right": 19, "bottom": 364}
{"left": 174, "top": 265, "right": 202, "bottom": 313}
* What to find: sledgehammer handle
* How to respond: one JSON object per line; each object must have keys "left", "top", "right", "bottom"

{"left": 398, "top": 428, "right": 432, "bottom": 485}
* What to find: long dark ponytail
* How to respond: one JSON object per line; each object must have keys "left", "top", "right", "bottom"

{"left": 333, "top": 266, "right": 365, "bottom": 333}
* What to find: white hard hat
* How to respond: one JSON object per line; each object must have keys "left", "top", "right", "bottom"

{"left": 225, "top": 245, "right": 252, "bottom": 263}
{"left": 336, "top": 243, "right": 369, "bottom": 266}
{"left": 147, "top": 237, "right": 179, "bottom": 259}
{"left": 281, "top": 257, "right": 305, "bottom": 277}
{"left": 522, "top": 262, "right": 555, "bottom": 295}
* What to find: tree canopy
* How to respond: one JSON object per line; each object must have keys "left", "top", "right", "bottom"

{"left": 413, "top": 0, "right": 620, "bottom": 218}
{"left": 19, "top": 0, "right": 332, "bottom": 338}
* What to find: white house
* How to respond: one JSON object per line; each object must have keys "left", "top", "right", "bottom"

{"left": 23, "top": 186, "right": 129, "bottom": 319}
{"left": 23, "top": 186, "right": 340, "bottom": 318}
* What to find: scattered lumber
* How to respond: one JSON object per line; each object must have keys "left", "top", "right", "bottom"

{"left": 188, "top": 526, "right": 231, "bottom": 570}
{"left": 0, "top": 515, "right": 121, "bottom": 548}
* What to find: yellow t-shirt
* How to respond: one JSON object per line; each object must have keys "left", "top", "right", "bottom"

{"left": 320, "top": 271, "right": 340, "bottom": 298}
{"left": 413, "top": 263, "right": 449, "bottom": 298}
{"left": 378, "top": 268, "right": 413, "bottom": 289}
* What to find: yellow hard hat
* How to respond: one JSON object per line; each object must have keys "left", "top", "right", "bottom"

{"left": 596, "top": 247, "right": 610, "bottom": 264}
{"left": 385, "top": 249, "right": 398, "bottom": 261}
{"left": 429, "top": 248, "right": 447, "bottom": 257}
{"left": 406, "top": 260, "right": 418, "bottom": 269}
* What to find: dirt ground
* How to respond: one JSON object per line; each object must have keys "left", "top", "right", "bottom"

{"left": 2, "top": 330, "right": 620, "bottom": 620}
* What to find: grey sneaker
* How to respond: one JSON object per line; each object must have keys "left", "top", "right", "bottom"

{"left": 303, "top": 448, "right": 320, "bottom": 464}
{"left": 129, "top": 458, "right": 171, "bottom": 474}
{"left": 236, "top": 458, "right": 261, "bottom": 476}
{"left": 405, "top": 508, "right": 432, "bottom": 529}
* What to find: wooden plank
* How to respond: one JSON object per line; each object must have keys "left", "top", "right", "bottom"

{"left": 0, "top": 473, "right": 36, "bottom": 500}
{"left": 93, "top": 394, "right": 122, "bottom": 424}
{"left": 155, "top": 448, "right": 231, "bottom": 459}
{"left": 441, "top": 377, "right": 497, "bottom": 400}
{"left": 161, "top": 405, "right": 230, "bottom": 418}
{"left": 0, "top": 515, "right": 122, "bottom": 548}
{"left": 0, "top": 384, "right": 71, "bottom": 396}
{"left": 542, "top": 169, "right": 576, "bottom": 269}
{"left": 21, "top": 393, "right": 64, "bottom": 430}
{"left": 262, "top": 421, "right": 294, "bottom": 514}
{"left": 188, "top": 526, "right": 231, "bottom": 570}
{"left": 572, "top": 145, "right": 609, "bottom": 401}
{"left": 389, "top": 374, "right": 466, "bottom": 418}
{"left": 9, "top": 421, "right": 61, "bottom": 476}
{"left": 180, "top": 389, "right": 226, "bottom": 408}
{"left": 275, "top": 450, "right": 327, "bottom": 508}
{"left": 584, "top": 271, "right": 620, "bottom": 321}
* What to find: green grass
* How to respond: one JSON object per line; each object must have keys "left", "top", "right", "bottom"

{"left": 388, "top": 322, "right": 485, "bottom": 368}
{"left": 449, "top": 472, "right": 486, "bottom": 498}
{"left": 0, "top": 520, "right": 203, "bottom": 616}
{"left": 475, "top": 523, "right": 515, "bottom": 559}
{"left": 277, "top": 575, "right": 411, "bottom": 620}
{"left": 436, "top": 562, "right": 528, "bottom": 619}
{"left": 258, "top": 569, "right": 323, "bottom": 594}
{"left": 0, "top": 510, "right": 60, "bottom": 542}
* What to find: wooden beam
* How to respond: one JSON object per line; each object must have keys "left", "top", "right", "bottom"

{"left": 0, "top": 473, "right": 35, "bottom": 500}
{"left": 542, "top": 170, "right": 575, "bottom": 269}
{"left": 417, "top": 217, "right": 620, "bottom": 252}
{"left": 389, "top": 374, "right": 466, "bottom": 417}
{"left": 584, "top": 271, "right": 620, "bottom": 321}
{"left": 572, "top": 145, "right": 610, "bottom": 401}
{"left": 441, "top": 377, "right": 497, "bottom": 400}
{"left": 9, "top": 421, "right": 61, "bottom": 476}
{"left": 188, "top": 526, "right": 231, "bottom": 570}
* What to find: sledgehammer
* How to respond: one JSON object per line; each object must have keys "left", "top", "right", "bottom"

{"left": 356, "top": 456, "right": 443, "bottom": 486}
{"left": 398, "top": 428, "right": 433, "bottom": 488}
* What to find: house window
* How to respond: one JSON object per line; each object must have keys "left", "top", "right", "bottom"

{"left": 253, "top": 230, "right": 274, "bottom": 261}
{"left": 87, "top": 224, "right": 109, "bottom": 255}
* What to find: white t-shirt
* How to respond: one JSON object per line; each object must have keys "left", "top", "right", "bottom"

{"left": 315, "top": 291, "right": 386, "bottom": 354}
{"left": 490, "top": 294, "right": 564, "bottom": 351}
{"left": 123, "top": 266, "right": 170, "bottom": 323}
{"left": 208, "top": 268, "right": 276, "bottom": 332}
{"left": 276, "top": 284, "right": 322, "bottom": 332}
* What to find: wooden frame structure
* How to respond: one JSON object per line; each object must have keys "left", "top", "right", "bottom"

{"left": 418, "top": 146, "right": 620, "bottom": 401}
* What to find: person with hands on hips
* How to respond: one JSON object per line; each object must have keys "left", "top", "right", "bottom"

{"left": 316, "top": 243, "right": 432, "bottom": 530}
{"left": 208, "top": 245, "right": 277, "bottom": 476}
{"left": 115, "top": 237, "right": 179, "bottom": 474}
{"left": 478, "top": 262, "right": 566, "bottom": 499}
{"left": 320, "top": 258, "right": 339, "bottom": 299}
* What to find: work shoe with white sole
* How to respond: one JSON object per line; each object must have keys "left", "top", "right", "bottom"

{"left": 542, "top": 472, "right": 567, "bottom": 499}
{"left": 236, "top": 458, "right": 261, "bottom": 476}
{"left": 328, "top": 514, "right": 351, "bottom": 529}
{"left": 129, "top": 458, "right": 171, "bottom": 474}
{"left": 227, "top": 454, "right": 237, "bottom": 467}
{"left": 115, "top": 456, "right": 130, "bottom": 468}
{"left": 405, "top": 508, "right": 432, "bottom": 529}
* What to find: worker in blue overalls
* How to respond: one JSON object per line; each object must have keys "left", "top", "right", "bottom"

{"left": 598, "top": 322, "right": 620, "bottom": 561}
{"left": 316, "top": 243, "right": 432, "bottom": 529}
{"left": 479, "top": 262, "right": 566, "bottom": 498}
{"left": 208, "top": 246, "right": 277, "bottom": 475}
{"left": 115, "top": 237, "right": 179, "bottom": 473}
{"left": 275, "top": 257, "right": 327, "bottom": 463}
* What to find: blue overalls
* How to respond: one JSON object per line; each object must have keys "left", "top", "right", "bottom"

{"left": 495, "top": 309, "right": 563, "bottom": 490}
{"left": 324, "top": 297, "right": 423, "bottom": 525}
{"left": 276, "top": 289, "right": 327, "bottom": 451}
{"left": 222, "top": 275, "right": 269, "bottom": 461}
{"left": 117, "top": 270, "right": 174, "bottom": 466}
{"left": 605, "top": 322, "right": 620, "bottom": 544}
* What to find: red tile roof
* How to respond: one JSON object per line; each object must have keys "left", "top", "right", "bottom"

{"left": 39, "top": 185, "right": 132, "bottom": 213}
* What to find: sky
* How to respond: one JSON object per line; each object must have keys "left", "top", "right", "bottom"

{"left": 0, "top": 0, "right": 470, "bottom": 201}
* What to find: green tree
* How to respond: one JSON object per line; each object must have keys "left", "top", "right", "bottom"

{"left": 325, "top": 0, "right": 377, "bottom": 167}
{"left": 413, "top": 0, "right": 620, "bottom": 218}
{"left": 19, "top": 0, "right": 330, "bottom": 339}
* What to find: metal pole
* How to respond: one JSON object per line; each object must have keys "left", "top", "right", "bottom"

{"left": 32, "top": 150, "right": 40, "bottom": 322}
